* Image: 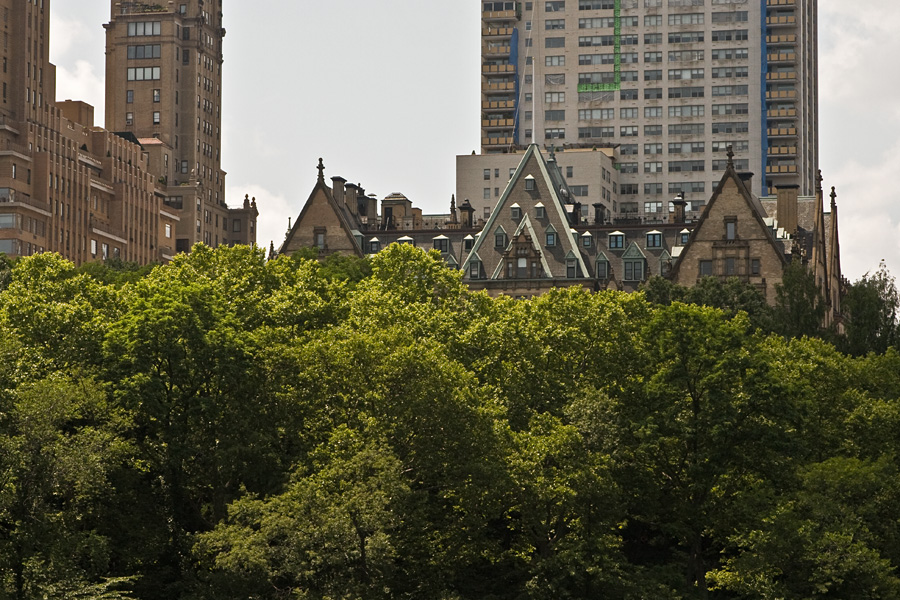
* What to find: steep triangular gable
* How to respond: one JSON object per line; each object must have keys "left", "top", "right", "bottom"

{"left": 622, "top": 241, "right": 646, "bottom": 260}
{"left": 489, "top": 213, "right": 553, "bottom": 279}
{"left": 279, "top": 167, "right": 364, "bottom": 257}
{"left": 462, "top": 144, "right": 587, "bottom": 278}
{"left": 670, "top": 160, "right": 788, "bottom": 278}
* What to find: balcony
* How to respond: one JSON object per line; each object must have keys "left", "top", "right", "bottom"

{"left": 482, "top": 9, "right": 520, "bottom": 23}
{"left": 768, "top": 145, "right": 797, "bottom": 155}
{"left": 766, "top": 15, "right": 797, "bottom": 26}
{"left": 767, "top": 52, "right": 797, "bottom": 63}
{"left": 0, "top": 188, "right": 51, "bottom": 213}
{"left": 766, "top": 71, "right": 796, "bottom": 81}
{"left": 767, "top": 34, "right": 796, "bottom": 43}
{"left": 768, "top": 108, "right": 797, "bottom": 118}
{"left": 483, "top": 26, "right": 515, "bottom": 37}
{"left": 482, "top": 44, "right": 512, "bottom": 58}
{"left": 766, "top": 89, "right": 797, "bottom": 99}
{"left": 483, "top": 81, "right": 516, "bottom": 93}
{"left": 483, "top": 137, "right": 515, "bottom": 148}
{"left": 767, "top": 0, "right": 795, "bottom": 5}
{"left": 483, "top": 64, "right": 516, "bottom": 75}
{"left": 482, "top": 100, "right": 516, "bottom": 111}
{"left": 482, "top": 118, "right": 516, "bottom": 130}
{"left": 767, "top": 127, "right": 798, "bottom": 137}
{"left": 766, "top": 165, "right": 798, "bottom": 174}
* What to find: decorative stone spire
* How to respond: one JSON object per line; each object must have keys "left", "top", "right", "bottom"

{"left": 726, "top": 145, "right": 734, "bottom": 168}
{"left": 450, "top": 194, "right": 458, "bottom": 224}
{"left": 268, "top": 241, "right": 275, "bottom": 260}
{"left": 830, "top": 186, "right": 837, "bottom": 211}
{"left": 317, "top": 158, "right": 325, "bottom": 183}
{"left": 816, "top": 169, "right": 824, "bottom": 194}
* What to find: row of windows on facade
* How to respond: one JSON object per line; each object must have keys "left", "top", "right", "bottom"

{"left": 528, "top": 122, "right": 750, "bottom": 140}
{"left": 528, "top": 68, "right": 750, "bottom": 87}
{"left": 515, "top": 85, "right": 751, "bottom": 103}
{"left": 536, "top": 12, "right": 749, "bottom": 30}
{"left": 468, "top": 256, "right": 647, "bottom": 282}
{"left": 541, "top": 48, "right": 750, "bottom": 67}
{"left": 538, "top": 29, "right": 749, "bottom": 48}
{"left": 527, "top": 104, "right": 748, "bottom": 121}
{"left": 533, "top": 0, "right": 751, "bottom": 11}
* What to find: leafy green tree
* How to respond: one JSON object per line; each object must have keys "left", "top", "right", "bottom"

{"left": 642, "top": 276, "right": 774, "bottom": 333}
{"left": 0, "top": 376, "right": 136, "bottom": 600}
{"left": 773, "top": 259, "right": 827, "bottom": 340}
{"left": 842, "top": 261, "right": 899, "bottom": 356}
{"left": 609, "top": 303, "right": 795, "bottom": 597}
{"left": 0, "top": 254, "right": 120, "bottom": 374}
{"left": 710, "top": 457, "right": 900, "bottom": 598}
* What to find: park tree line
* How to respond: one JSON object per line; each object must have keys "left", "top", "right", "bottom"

{"left": 0, "top": 245, "right": 898, "bottom": 599}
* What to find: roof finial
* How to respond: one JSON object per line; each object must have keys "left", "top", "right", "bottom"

{"left": 816, "top": 169, "right": 824, "bottom": 193}
{"left": 726, "top": 145, "right": 734, "bottom": 167}
{"left": 830, "top": 186, "right": 837, "bottom": 210}
{"left": 549, "top": 145, "right": 556, "bottom": 161}
{"left": 450, "top": 194, "right": 456, "bottom": 212}
{"left": 317, "top": 158, "right": 325, "bottom": 182}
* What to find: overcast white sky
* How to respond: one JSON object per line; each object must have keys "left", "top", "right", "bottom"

{"left": 49, "top": 0, "right": 898, "bottom": 281}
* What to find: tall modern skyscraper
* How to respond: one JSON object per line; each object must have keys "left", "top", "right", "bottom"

{"left": 480, "top": 0, "right": 818, "bottom": 219}
{"left": 105, "top": 0, "right": 254, "bottom": 251}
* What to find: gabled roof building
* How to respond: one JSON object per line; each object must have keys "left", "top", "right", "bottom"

{"left": 278, "top": 144, "right": 841, "bottom": 320}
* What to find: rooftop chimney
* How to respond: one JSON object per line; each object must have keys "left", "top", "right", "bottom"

{"left": 671, "top": 192, "right": 687, "bottom": 225}
{"left": 776, "top": 184, "right": 800, "bottom": 234}
{"left": 332, "top": 176, "right": 347, "bottom": 211}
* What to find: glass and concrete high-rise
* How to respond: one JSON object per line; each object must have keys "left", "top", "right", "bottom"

{"left": 105, "top": 0, "right": 252, "bottom": 252}
{"left": 480, "top": 0, "right": 818, "bottom": 220}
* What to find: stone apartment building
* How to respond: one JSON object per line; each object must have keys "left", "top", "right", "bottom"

{"left": 0, "top": 0, "right": 256, "bottom": 267}
{"left": 277, "top": 144, "right": 841, "bottom": 321}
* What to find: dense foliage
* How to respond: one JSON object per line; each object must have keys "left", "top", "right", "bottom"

{"left": 0, "top": 245, "right": 898, "bottom": 599}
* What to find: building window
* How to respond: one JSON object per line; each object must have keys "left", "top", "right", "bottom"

{"left": 609, "top": 234, "right": 624, "bottom": 249}
{"left": 470, "top": 261, "right": 481, "bottom": 279}
{"left": 597, "top": 260, "right": 608, "bottom": 279}
{"left": 546, "top": 232, "right": 556, "bottom": 247}
{"left": 726, "top": 219, "right": 736, "bottom": 240}
{"left": 165, "top": 224, "right": 172, "bottom": 238}
{"left": 495, "top": 231, "right": 507, "bottom": 248}
{"left": 535, "top": 204, "right": 545, "bottom": 218}
{"left": 90, "top": 239, "right": 97, "bottom": 257}
{"left": 525, "top": 177, "right": 536, "bottom": 191}
{"left": 433, "top": 238, "right": 449, "bottom": 253}
{"left": 624, "top": 260, "right": 643, "bottom": 281}
{"left": 127, "top": 66, "right": 161, "bottom": 81}
{"left": 370, "top": 240, "right": 381, "bottom": 253}
{"left": 126, "top": 90, "right": 134, "bottom": 103}
{"left": 127, "top": 21, "right": 162, "bottom": 36}
{"left": 646, "top": 233, "right": 662, "bottom": 248}
{"left": 725, "top": 257, "right": 736, "bottom": 276}
{"left": 681, "top": 232, "right": 690, "bottom": 245}
{"left": 511, "top": 206, "right": 521, "bottom": 219}
{"left": 483, "top": 188, "right": 491, "bottom": 200}
{"left": 153, "top": 89, "right": 161, "bottom": 102}
{"left": 582, "top": 235, "right": 592, "bottom": 248}
{"left": 483, "top": 169, "right": 490, "bottom": 181}
{"left": 153, "top": 112, "right": 161, "bottom": 124}
{"left": 567, "top": 259, "right": 578, "bottom": 278}
{"left": 751, "top": 259, "right": 760, "bottom": 275}
{"left": 125, "top": 112, "right": 134, "bottom": 125}
{"left": 700, "top": 260, "right": 713, "bottom": 276}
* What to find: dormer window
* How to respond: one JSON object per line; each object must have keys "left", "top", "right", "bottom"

{"left": 609, "top": 232, "right": 624, "bottom": 249}
{"left": 680, "top": 229, "right": 690, "bottom": 245}
{"left": 567, "top": 259, "right": 578, "bottom": 279}
{"left": 525, "top": 174, "right": 536, "bottom": 191}
{"left": 433, "top": 235, "right": 449, "bottom": 253}
{"left": 495, "top": 226, "right": 508, "bottom": 249}
{"left": 582, "top": 232, "right": 593, "bottom": 248}
{"left": 646, "top": 231, "right": 662, "bottom": 248}
{"left": 463, "top": 235, "right": 474, "bottom": 251}
{"left": 369, "top": 238, "right": 381, "bottom": 253}
{"left": 597, "top": 259, "right": 609, "bottom": 279}
{"left": 510, "top": 203, "right": 522, "bottom": 219}
{"left": 535, "top": 202, "right": 546, "bottom": 219}
{"left": 469, "top": 260, "right": 481, "bottom": 279}
{"left": 545, "top": 224, "right": 557, "bottom": 247}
